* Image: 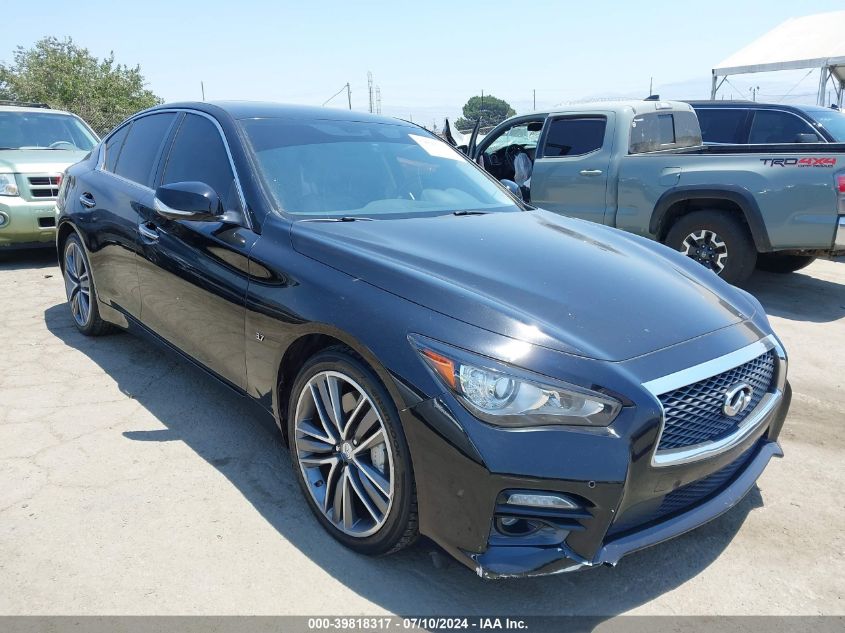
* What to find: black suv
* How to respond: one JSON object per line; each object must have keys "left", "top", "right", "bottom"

{"left": 687, "top": 100, "right": 845, "bottom": 144}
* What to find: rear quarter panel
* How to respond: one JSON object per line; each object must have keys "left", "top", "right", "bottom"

{"left": 616, "top": 151, "right": 842, "bottom": 249}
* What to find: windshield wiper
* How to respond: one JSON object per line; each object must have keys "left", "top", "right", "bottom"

{"left": 452, "top": 210, "right": 487, "bottom": 216}
{"left": 300, "top": 216, "right": 376, "bottom": 223}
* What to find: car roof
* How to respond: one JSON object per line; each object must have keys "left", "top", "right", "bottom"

{"left": 543, "top": 99, "right": 695, "bottom": 116}
{"left": 0, "top": 105, "right": 77, "bottom": 116}
{"left": 147, "top": 100, "right": 414, "bottom": 126}
{"left": 685, "top": 100, "right": 821, "bottom": 114}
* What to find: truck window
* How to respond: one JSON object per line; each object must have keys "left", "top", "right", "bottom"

{"left": 696, "top": 109, "right": 747, "bottom": 144}
{"left": 748, "top": 110, "right": 820, "bottom": 144}
{"left": 629, "top": 111, "right": 701, "bottom": 154}
{"left": 542, "top": 117, "right": 606, "bottom": 157}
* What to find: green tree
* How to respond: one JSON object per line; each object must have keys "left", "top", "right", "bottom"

{"left": 455, "top": 94, "right": 516, "bottom": 131}
{"left": 0, "top": 36, "right": 162, "bottom": 135}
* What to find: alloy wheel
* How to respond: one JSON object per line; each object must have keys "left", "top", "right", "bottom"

{"left": 681, "top": 229, "right": 728, "bottom": 274}
{"left": 294, "top": 370, "right": 395, "bottom": 537}
{"left": 63, "top": 241, "right": 91, "bottom": 327}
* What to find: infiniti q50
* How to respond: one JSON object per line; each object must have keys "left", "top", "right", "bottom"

{"left": 56, "top": 102, "right": 791, "bottom": 577}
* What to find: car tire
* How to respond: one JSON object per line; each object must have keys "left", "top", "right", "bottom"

{"left": 287, "top": 347, "right": 418, "bottom": 556}
{"left": 755, "top": 253, "right": 816, "bottom": 274}
{"left": 664, "top": 210, "right": 757, "bottom": 284}
{"left": 61, "top": 234, "right": 114, "bottom": 336}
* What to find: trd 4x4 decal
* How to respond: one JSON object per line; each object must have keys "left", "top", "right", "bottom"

{"left": 760, "top": 157, "right": 838, "bottom": 167}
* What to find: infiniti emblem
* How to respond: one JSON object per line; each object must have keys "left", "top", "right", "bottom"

{"left": 723, "top": 382, "right": 754, "bottom": 417}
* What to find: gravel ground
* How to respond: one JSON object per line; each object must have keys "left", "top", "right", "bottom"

{"left": 0, "top": 249, "right": 843, "bottom": 616}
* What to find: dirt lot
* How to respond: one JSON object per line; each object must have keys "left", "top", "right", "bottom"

{"left": 0, "top": 250, "right": 843, "bottom": 616}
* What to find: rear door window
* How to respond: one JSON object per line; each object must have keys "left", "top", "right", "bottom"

{"left": 113, "top": 113, "right": 177, "bottom": 187}
{"left": 542, "top": 117, "right": 606, "bottom": 157}
{"left": 696, "top": 109, "right": 748, "bottom": 144}
{"left": 748, "top": 110, "right": 820, "bottom": 144}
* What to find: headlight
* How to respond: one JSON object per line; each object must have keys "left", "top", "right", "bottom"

{"left": 412, "top": 336, "right": 621, "bottom": 428}
{"left": 0, "top": 174, "right": 18, "bottom": 197}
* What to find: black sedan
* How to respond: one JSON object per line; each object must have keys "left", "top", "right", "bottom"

{"left": 56, "top": 102, "right": 791, "bottom": 578}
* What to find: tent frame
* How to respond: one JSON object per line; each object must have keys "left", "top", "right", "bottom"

{"left": 711, "top": 57, "right": 845, "bottom": 106}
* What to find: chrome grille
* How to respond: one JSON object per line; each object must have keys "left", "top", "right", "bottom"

{"left": 657, "top": 351, "right": 776, "bottom": 451}
{"left": 27, "top": 175, "right": 61, "bottom": 199}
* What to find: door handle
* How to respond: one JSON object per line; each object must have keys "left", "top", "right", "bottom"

{"left": 579, "top": 169, "right": 603, "bottom": 176}
{"left": 138, "top": 222, "right": 159, "bottom": 241}
{"left": 79, "top": 193, "right": 96, "bottom": 208}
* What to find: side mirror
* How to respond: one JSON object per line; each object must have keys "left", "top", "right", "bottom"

{"left": 154, "top": 181, "right": 222, "bottom": 221}
{"left": 500, "top": 179, "right": 524, "bottom": 200}
{"left": 794, "top": 133, "right": 819, "bottom": 144}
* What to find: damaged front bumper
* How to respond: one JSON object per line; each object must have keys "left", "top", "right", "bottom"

{"left": 468, "top": 440, "right": 782, "bottom": 579}
{"left": 399, "top": 371, "right": 791, "bottom": 580}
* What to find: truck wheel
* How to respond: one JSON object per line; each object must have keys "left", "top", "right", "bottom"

{"left": 756, "top": 253, "right": 816, "bottom": 274}
{"left": 665, "top": 210, "right": 757, "bottom": 284}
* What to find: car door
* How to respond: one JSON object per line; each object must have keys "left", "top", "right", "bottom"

{"left": 474, "top": 118, "right": 544, "bottom": 182}
{"left": 81, "top": 112, "right": 178, "bottom": 318}
{"left": 529, "top": 113, "right": 615, "bottom": 224}
{"left": 694, "top": 108, "right": 752, "bottom": 144}
{"left": 747, "top": 109, "right": 822, "bottom": 144}
{"left": 137, "top": 111, "right": 256, "bottom": 389}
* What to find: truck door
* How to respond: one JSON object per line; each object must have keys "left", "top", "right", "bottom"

{"left": 530, "top": 113, "right": 615, "bottom": 225}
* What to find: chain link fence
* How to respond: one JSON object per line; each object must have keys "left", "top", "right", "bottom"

{"left": 72, "top": 106, "right": 141, "bottom": 138}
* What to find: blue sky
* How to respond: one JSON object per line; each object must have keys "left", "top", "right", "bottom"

{"left": 6, "top": 0, "right": 845, "bottom": 127}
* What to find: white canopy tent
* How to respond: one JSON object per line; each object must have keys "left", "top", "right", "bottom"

{"left": 711, "top": 10, "right": 845, "bottom": 106}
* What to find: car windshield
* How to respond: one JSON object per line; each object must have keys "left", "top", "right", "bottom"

{"left": 241, "top": 118, "right": 521, "bottom": 218}
{"left": 0, "top": 111, "right": 97, "bottom": 150}
{"left": 810, "top": 109, "right": 845, "bottom": 142}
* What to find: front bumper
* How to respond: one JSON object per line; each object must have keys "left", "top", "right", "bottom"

{"left": 0, "top": 196, "right": 58, "bottom": 248}
{"left": 401, "top": 371, "right": 791, "bottom": 579}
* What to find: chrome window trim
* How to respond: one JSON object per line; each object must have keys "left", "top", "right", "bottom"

{"left": 643, "top": 334, "right": 786, "bottom": 467}
{"left": 95, "top": 108, "right": 251, "bottom": 229}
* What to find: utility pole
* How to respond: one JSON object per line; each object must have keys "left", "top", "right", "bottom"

{"left": 375, "top": 86, "right": 382, "bottom": 114}
{"left": 368, "top": 71, "right": 374, "bottom": 114}
{"left": 533, "top": 89, "right": 536, "bottom": 110}
{"left": 649, "top": 77, "right": 653, "bottom": 95}
{"left": 201, "top": 81, "right": 205, "bottom": 101}
{"left": 346, "top": 83, "right": 351, "bottom": 109}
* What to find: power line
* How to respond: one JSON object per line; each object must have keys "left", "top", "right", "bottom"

{"left": 322, "top": 83, "right": 351, "bottom": 109}
{"left": 775, "top": 68, "right": 816, "bottom": 103}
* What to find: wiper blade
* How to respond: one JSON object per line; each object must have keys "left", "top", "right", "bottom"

{"left": 300, "top": 216, "right": 376, "bottom": 222}
{"left": 452, "top": 210, "right": 487, "bottom": 216}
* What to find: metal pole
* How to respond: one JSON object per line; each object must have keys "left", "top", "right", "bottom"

{"left": 346, "top": 83, "right": 351, "bottom": 110}
{"left": 201, "top": 81, "right": 205, "bottom": 101}
{"left": 710, "top": 72, "right": 717, "bottom": 100}
{"left": 817, "top": 66, "right": 828, "bottom": 106}
{"left": 533, "top": 89, "right": 536, "bottom": 110}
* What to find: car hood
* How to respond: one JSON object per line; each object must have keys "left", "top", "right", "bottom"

{"left": 0, "top": 149, "right": 88, "bottom": 174}
{"left": 290, "top": 210, "right": 757, "bottom": 361}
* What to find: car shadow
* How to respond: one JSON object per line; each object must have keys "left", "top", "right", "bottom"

{"left": 0, "top": 247, "right": 57, "bottom": 271}
{"left": 43, "top": 302, "right": 764, "bottom": 616}
{"left": 741, "top": 266, "right": 845, "bottom": 324}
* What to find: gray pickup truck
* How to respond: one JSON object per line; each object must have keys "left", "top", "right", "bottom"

{"left": 464, "top": 100, "right": 845, "bottom": 283}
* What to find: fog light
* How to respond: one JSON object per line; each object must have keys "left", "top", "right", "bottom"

{"left": 495, "top": 517, "right": 542, "bottom": 536}
{"left": 0, "top": 212, "right": 8, "bottom": 228}
{"left": 505, "top": 492, "right": 578, "bottom": 509}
